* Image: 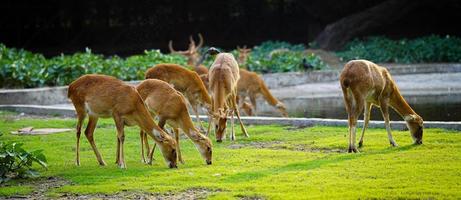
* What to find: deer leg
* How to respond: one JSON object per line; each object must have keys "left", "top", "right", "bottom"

{"left": 174, "top": 128, "right": 184, "bottom": 164}
{"left": 380, "top": 101, "right": 398, "bottom": 147}
{"left": 193, "top": 105, "right": 205, "bottom": 132}
{"left": 84, "top": 115, "right": 106, "bottom": 166}
{"left": 148, "top": 117, "right": 167, "bottom": 164}
{"left": 113, "top": 115, "right": 126, "bottom": 169}
{"left": 140, "top": 130, "right": 148, "bottom": 163}
{"left": 358, "top": 102, "right": 372, "bottom": 147}
{"left": 349, "top": 91, "right": 364, "bottom": 153}
{"left": 233, "top": 94, "right": 249, "bottom": 138}
{"left": 75, "top": 108, "right": 85, "bottom": 166}
{"left": 230, "top": 110, "right": 236, "bottom": 141}
{"left": 250, "top": 94, "right": 257, "bottom": 116}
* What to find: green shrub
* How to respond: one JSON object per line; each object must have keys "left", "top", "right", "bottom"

{"left": 337, "top": 35, "right": 461, "bottom": 63}
{"left": 0, "top": 45, "right": 187, "bottom": 88}
{"left": 0, "top": 133, "right": 48, "bottom": 183}
{"left": 245, "top": 41, "right": 328, "bottom": 73}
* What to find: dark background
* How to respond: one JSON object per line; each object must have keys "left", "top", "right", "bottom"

{"left": 1, "top": 0, "right": 460, "bottom": 56}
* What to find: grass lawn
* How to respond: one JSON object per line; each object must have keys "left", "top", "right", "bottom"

{"left": 0, "top": 111, "right": 460, "bottom": 199}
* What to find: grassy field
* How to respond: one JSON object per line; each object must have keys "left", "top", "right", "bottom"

{"left": 0, "top": 112, "right": 460, "bottom": 199}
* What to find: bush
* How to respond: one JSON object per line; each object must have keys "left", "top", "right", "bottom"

{"left": 0, "top": 45, "right": 187, "bottom": 88}
{"left": 0, "top": 133, "right": 48, "bottom": 183}
{"left": 244, "top": 41, "right": 328, "bottom": 73}
{"left": 337, "top": 35, "right": 461, "bottom": 63}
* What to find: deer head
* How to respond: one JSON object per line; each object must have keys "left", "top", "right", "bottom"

{"left": 237, "top": 45, "right": 252, "bottom": 65}
{"left": 404, "top": 114, "right": 424, "bottom": 145}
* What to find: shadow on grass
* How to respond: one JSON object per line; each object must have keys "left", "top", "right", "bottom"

{"left": 223, "top": 144, "right": 416, "bottom": 183}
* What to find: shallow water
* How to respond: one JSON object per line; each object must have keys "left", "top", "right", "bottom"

{"left": 290, "top": 102, "right": 461, "bottom": 121}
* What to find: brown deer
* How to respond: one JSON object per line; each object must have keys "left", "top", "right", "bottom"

{"left": 68, "top": 74, "right": 178, "bottom": 168}
{"left": 145, "top": 64, "right": 212, "bottom": 132}
{"left": 237, "top": 69, "right": 288, "bottom": 117}
{"left": 207, "top": 48, "right": 249, "bottom": 142}
{"left": 169, "top": 33, "right": 208, "bottom": 75}
{"left": 340, "top": 60, "right": 423, "bottom": 153}
{"left": 236, "top": 45, "right": 252, "bottom": 67}
{"left": 136, "top": 79, "right": 213, "bottom": 165}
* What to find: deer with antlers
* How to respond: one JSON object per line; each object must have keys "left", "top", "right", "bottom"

{"left": 206, "top": 48, "right": 249, "bottom": 142}
{"left": 169, "top": 33, "right": 208, "bottom": 75}
{"left": 136, "top": 79, "right": 213, "bottom": 165}
{"left": 340, "top": 60, "right": 423, "bottom": 153}
{"left": 145, "top": 63, "right": 212, "bottom": 132}
{"left": 68, "top": 74, "right": 178, "bottom": 168}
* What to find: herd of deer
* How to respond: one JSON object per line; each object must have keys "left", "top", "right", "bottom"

{"left": 67, "top": 34, "right": 423, "bottom": 169}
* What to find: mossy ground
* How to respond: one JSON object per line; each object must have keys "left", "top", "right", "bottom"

{"left": 0, "top": 111, "right": 460, "bottom": 199}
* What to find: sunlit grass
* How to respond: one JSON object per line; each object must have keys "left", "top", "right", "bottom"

{"left": 0, "top": 112, "right": 460, "bottom": 199}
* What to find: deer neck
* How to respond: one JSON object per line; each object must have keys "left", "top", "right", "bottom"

{"left": 389, "top": 88, "right": 417, "bottom": 118}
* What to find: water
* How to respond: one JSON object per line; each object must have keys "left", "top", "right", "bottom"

{"left": 290, "top": 102, "right": 461, "bottom": 121}
{"left": 257, "top": 94, "right": 461, "bottom": 121}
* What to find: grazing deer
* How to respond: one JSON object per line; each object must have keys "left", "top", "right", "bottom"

{"left": 145, "top": 64, "right": 212, "bottom": 132}
{"left": 207, "top": 48, "right": 249, "bottom": 142}
{"left": 237, "top": 69, "right": 288, "bottom": 117}
{"left": 68, "top": 74, "right": 177, "bottom": 168}
{"left": 236, "top": 46, "right": 252, "bottom": 67}
{"left": 169, "top": 33, "right": 208, "bottom": 75}
{"left": 136, "top": 79, "right": 213, "bottom": 165}
{"left": 340, "top": 60, "right": 423, "bottom": 153}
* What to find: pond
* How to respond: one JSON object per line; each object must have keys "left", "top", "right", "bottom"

{"left": 257, "top": 94, "right": 461, "bottom": 121}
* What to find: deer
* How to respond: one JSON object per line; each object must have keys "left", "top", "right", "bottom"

{"left": 340, "top": 60, "right": 423, "bottom": 153}
{"left": 145, "top": 63, "right": 212, "bottom": 132}
{"left": 67, "top": 74, "right": 178, "bottom": 169}
{"left": 234, "top": 46, "right": 288, "bottom": 117}
{"left": 236, "top": 45, "right": 252, "bottom": 67}
{"left": 207, "top": 47, "right": 249, "bottom": 142}
{"left": 136, "top": 79, "right": 213, "bottom": 165}
{"left": 169, "top": 33, "right": 208, "bottom": 75}
{"left": 237, "top": 69, "right": 288, "bottom": 117}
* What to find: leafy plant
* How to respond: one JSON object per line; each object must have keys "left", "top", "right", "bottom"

{"left": 245, "top": 41, "right": 328, "bottom": 73}
{"left": 0, "top": 135, "right": 47, "bottom": 183}
{"left": 337, "top": 35, "right": 461, "bottom": 63}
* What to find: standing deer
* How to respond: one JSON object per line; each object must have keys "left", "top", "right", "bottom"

{"left": 169, "top": 33, "right": 209, "bottom": 75}
{"left": 207, "top": 48, "right": 249, "bottom": 142}
{"left": 237, "top": 69, "right": 288, "bottom": 117}
{"left": 68, "top": 74, "right": 177, "bottom": 168}
{"left": 340, "top": 60, "right": 423, "bottom": 153}
{"left": 145, "top": 64, "right": 212, "bottom": 132}
{"left": 236, "top": 45, "right": 252, "bottom": 67}
{"left": 136, "top": 79, "right": 213, "bottom": 165}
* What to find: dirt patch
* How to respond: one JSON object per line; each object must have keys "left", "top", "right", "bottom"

{"left": 270, "top": 144, "right": 346, "bottom": 153}
{"left": 238, "top": 195, "right": 266, "bottom": 200}
{"left": 3, "top": 176, "right": 217, "bottom": 200}
{"left": 59, "top": 188, "right": 215, "bottom": 200}
{"left": 228, "top": 141, "right": 283, "bottom": 149}
{"left": 4, "top": 176, "right": 70, "bottom": 199}
{"left": 228, "top": 141, "right": 345, "bottom": 153}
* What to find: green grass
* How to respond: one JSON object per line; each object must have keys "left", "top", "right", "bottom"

{"left": 0, "top": 112, "right": 460, "bottom": 199}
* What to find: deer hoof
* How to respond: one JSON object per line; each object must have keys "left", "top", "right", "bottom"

{"left": 358, "top": 141, "right": 363, "bottom": 147}
{"left": 390, "top": 142, "right": 399, "bottom": 147}
{"left": 348, "top": 147, "right": 359, "bottom": 153}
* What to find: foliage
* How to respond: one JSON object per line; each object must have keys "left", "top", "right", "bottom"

{"left": 0, "top": 113, "right": 460, "bottom": 198}
{"left": 0, "top": 132, "right": 48, "bottom": 183}
{"left": 0, "top": 44, "right": 187, "bottom": 88}
{"left": 245, "top": 41, "right": 328, "bottom": 73}
{"left": 337, "top": 35, "right": 461, "bottom": 63}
